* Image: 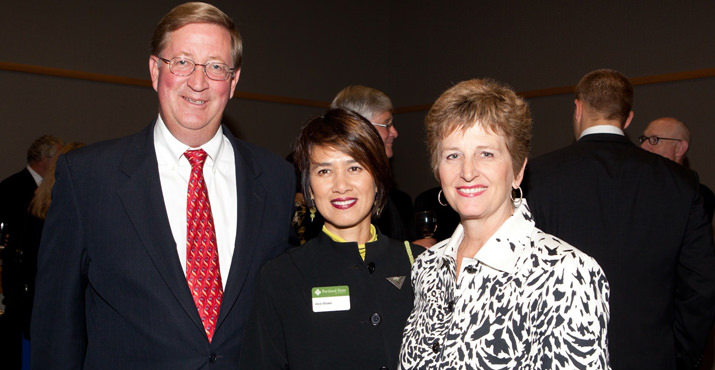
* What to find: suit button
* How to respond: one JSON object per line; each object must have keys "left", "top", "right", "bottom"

{"left": 465, "top": 265, "right": 478, "bottom": 274}
{"left": 432, "top": 341, "right": 440, "bottom": 353}
{"left": 370, "top": 312, "right": 382, "bottom": 326}
{"left": 379, "top": 367, "right": 389, "bottom": 370}
{"left": 209, "top": 353, "right": 217, "bottom": 362}
{"left": 367, "top": 262, "right": 376, "bottom": 274}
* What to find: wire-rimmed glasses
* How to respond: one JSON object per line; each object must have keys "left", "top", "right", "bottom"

{"left": 157, "top": 56, "right": 235, "bottom": 81}
{"left": 371, "top": 121, "right": 394, "bottom": 130}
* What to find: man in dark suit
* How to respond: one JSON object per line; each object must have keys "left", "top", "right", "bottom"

{"left": 524, "top": 69, "right": 715, "bottom": 370}
{"left": 0, "top": 134, "right": 61, "bottom": 370}
{"left": 30, "top": 3, "right": 294, "bottom": 369}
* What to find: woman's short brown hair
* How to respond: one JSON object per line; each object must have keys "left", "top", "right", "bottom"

{"left": 151, "top": 2, "right": 243, "bottom": 69}
{"left": 294, "top": 109, "right": 391, "bottom": 217}
{"left": 425, "top": 78, "right": 532, "bottom": 179}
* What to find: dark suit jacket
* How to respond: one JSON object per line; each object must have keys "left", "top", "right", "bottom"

{"left": 0, "top": 167, "right": 37, "bottom": 366}
{"left": 0, "top": 167, "right": 36, "bottom": 227}
{"left": 30, "top": 122, "right": 295, "bottom": 370}
{"left": 0, "top": 167, "right": 37, "bottom": 300}
{"left": 375, "top": 188, "right": 415, "bottom": 242}
{"left": 524, "top": 133, "right": 715, "bottom": 370}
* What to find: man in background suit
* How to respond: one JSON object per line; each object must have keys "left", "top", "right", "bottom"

{"left": 639, "top": 117, "right": 715, "bottom": 223}
{"left": 31, "top": 3, "right": 294, "bottom": 369}
{"left": 0, "top": 134, "right": 61, "bottom": 370}
{"left": 524, "top": 69, "right": 715, "bottom": 370}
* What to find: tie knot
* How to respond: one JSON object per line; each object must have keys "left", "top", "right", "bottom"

{"left": 185, "top": 149, "right": 208, "bottom": 169}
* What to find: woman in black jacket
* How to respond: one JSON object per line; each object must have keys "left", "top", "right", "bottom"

{"left": 239, "top": 108, "right": 422, "bottom": 370}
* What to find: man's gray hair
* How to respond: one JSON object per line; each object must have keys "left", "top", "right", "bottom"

{"left": 27, "top": 135, "right": 62, "bottom": 163}
{"left": 330, "top": 85, "right": 392, "bottom": 122}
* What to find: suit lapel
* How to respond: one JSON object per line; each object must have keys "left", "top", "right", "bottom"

{"left": 216, "top": 130, "right": 265, "bottom": 326}
{"left": 116, "top": 123, "right": 204, "bottom": 332}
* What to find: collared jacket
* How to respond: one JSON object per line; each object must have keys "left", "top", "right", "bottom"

{"left": 239, "top": 229, "right": 422, "bottom": 370}
{"left": 399, "top": 201, "right": 610, "bottom": 370}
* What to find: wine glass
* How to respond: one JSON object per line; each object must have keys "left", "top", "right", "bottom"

{"left": 415, "top": 210, "right": 438, "bottom": 239}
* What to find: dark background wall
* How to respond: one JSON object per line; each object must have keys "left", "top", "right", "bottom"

{"left": 1, "top": 1, "right": 713, "bottom": 203}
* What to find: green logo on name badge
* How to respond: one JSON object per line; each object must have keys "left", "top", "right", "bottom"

{"left": 312, "top": 285, "right": 349, "bottom": 298}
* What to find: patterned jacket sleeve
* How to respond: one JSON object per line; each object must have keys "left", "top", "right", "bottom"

{"left": 544, "top": 253, "right": 611, "bottom": 370}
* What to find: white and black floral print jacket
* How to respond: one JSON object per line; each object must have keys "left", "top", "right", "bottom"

{"left": 399, "top": 201, "right": 610, "bottom": 370}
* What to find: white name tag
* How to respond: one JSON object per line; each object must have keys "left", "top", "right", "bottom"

{"left": 311, "top": 285, "right": 350, "bottom": 312}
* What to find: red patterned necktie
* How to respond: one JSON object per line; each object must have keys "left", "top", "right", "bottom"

{"left": 185, "top": 149, "right": 223, "bottom": 342}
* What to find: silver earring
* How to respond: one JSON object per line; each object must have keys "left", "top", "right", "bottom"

{"left": 437, "top": 189, "right": 448, "bottom": 207}
{"left": 510, "top": 186, "right": 523, "bottom": 208}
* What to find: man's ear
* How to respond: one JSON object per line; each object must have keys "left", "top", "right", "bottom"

{"left": 228, "top": 68, "right": 241, "bottom": 99}
{"left": 149, "top": 56, "right": 160, "bottom": 92}
{"left": 676, "top": 140, "right": 690, "bottom": 162}
{"left": 623, "top": 111, "right": 634, "bottom": 130}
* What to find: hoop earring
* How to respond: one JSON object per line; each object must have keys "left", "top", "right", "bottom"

{"left": 437, "top": 189, "right": 448, "bottom": 207}
{"left": 510, "top": 186, "right": 523, "bottom": 208}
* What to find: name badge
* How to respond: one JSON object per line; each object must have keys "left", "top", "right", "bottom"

{"left": 311, "top": 285, "right": 350, "bottom": 312}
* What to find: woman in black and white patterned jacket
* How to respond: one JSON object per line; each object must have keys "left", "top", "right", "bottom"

{"left": 399, "top": 78, "right": 611, "bottom": 370}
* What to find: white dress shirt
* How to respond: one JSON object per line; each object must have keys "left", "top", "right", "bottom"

{"left": 153, "top": 115, "right": 237, "bottom": 288}
{"left": 579, "top": 124, "right": 625, "bottom": 139}
{"left": 27, "top": 165, "right": 43, "bottom": 186}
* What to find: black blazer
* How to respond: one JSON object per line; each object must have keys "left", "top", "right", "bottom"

{"left": 31, "top": 122, "right": 295, "bottom": 370}
{"left": 239, "top": 231, "right": 422, "bottom": 369}
{"left": 0, "top": 167, "right": 36, "bottom": 246}
{"left": 524, "top": 133, "right": 715, "bottom": 370}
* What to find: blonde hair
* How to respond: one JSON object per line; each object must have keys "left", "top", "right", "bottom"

{"left": 425, "top": 78, "right": 532, "bottom": 179}
{"left": 29, "top": 142, "right": 84, "bottom": 220}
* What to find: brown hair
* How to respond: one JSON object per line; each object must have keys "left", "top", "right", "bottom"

{"left": 29, "top": 142, "right": 84, "bottom": 219}
{"left": 425, "top": 78, "right": 532, "bottom": 179}
{"left": 575, "top": 69, "right": 633, "bottom": 124}
{"left": 294, "top": 108, "right": 391, "bottom": 217}
{"left": 151, "top": 2, "right": 243, "bottom": 69}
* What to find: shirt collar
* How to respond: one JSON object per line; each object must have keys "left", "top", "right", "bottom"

{"left": 26, "top": 165, "right": 43, "bottom": 186}
{"left": 579, "top": 124, "right": 625, "bottom": 139}
{"left": 154, "top": 114, "right": 225, "bottom": 168}
{"left": 322, "top": 224, "right": 378, "bottom": 244}
{"left": 434, "top": 200, "right": 535, "bottom": 274}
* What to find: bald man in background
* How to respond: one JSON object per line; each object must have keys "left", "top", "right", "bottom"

{"left": 640, "top": 117, "right": 715, "bottom": 223}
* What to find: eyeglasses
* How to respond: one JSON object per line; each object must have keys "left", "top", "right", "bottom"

{"left": 157, "top": 56, "right": 235, "bottom": 81}
{"left": 638, "top": 135, "right": 682, "bottom": 145}
{"left": 371, "top": 121, "right": 394, "bottom": 130}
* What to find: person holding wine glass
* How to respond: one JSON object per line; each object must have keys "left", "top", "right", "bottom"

{"left": 239, "top": 108, "right": 423, "bottom": 369}
{"left": 399, "top": 79, "right": 611, "bottom": 369}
